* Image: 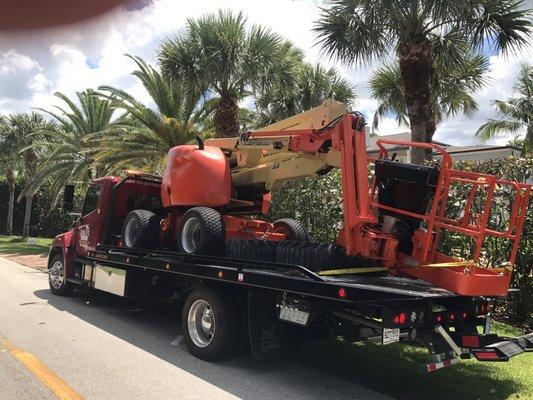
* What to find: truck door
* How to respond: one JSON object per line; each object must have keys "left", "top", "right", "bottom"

{"left": 76, "top": 183, "right": 102, "bottom": 256}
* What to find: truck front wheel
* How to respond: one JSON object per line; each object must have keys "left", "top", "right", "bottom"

{"left": 48, "top": 254, "right": 72, "bottom": 296}
{"left": 181, "top": 286, "right": 238, "bottom": 361}
{"left": 177, "top": 207, "right": 225, "bottom": 256}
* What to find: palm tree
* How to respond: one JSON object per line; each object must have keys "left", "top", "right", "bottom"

{"left": 255, "top": 62, "right": 356, "bottom": 126}
{"left": 7, "top": 113, "right": 51, "bottom": 237}
{"left": 159, "top": 10, "right": 303, "bottom": 137}
{"left": 371, "top": 47, "right": 488, "bottom": 157}
{"left": 26, "top": 90, "right": 123, "bottom": 206}
{"left": 475, "top": 63, "right": 532, "bottom": 150}
{"left": 97, "top": 55, "right": 204, "bottom": 173}
{"left": 315, "top": 0, "right": 531, "bottom": 163}
{"left": 0, "top": 115, "right": 19, "bottom": 235}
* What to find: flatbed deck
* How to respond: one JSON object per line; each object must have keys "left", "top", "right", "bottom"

{"left": 84, "top": 245, "right": 456, "bottom": 303}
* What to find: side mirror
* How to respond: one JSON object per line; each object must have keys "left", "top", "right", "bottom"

{"left": 63, "top": 184, "right": 75, "bottom": 212}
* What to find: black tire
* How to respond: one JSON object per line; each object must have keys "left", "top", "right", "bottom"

{"left": 177, "top": 207, "right": 225, "bottom": 256}
{"left": 48, "top": 254, "right": 73, "bottom": 296}
{"left": 181, "top": 286, "right": 238, "bottom": 361}
{"left": 275, "top": 241, "right": 347, "bottom": 272}
{"left": 122, "top": 209, "right": 162, "bottom": 249}
{"left": 225, "top": 238, "right": 277, "bottom": 262}
{"left": 273, "top": 218, "right": 310, "bottom": 241}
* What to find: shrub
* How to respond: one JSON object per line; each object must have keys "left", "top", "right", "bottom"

{"left": 269, "top": 156, "right": 532, "bottom": 325}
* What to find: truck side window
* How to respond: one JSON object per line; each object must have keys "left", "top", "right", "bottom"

{"left": 82, "top": 185, "right": 101, "bottom": 216}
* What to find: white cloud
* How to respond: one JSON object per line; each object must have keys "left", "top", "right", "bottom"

{"left": 0, "top": 0, "right": 529, "bottom": 148}
{"left": 0, "top": 49, "right": 40, "bottom": 74}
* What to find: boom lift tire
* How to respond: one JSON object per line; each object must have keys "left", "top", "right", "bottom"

{"left": 275, "top": 241, "right": 346, "bottom": 272}
{"left": 177, "top": 207, "right": 225, "bottom": 256}
{"left": 273, "top": 218, "right": 310, "bottom": 241}
{"left": 181, "top": 286, "right": 238, "bottom": 361}
{"left": 225, "top": 238, "right": 277, "bottom": 262}
{"left": 48, "top": 254, "right": 73, "bottom": 296}
{"left": 122, "top": 209, "right": 162, "bottom": 249}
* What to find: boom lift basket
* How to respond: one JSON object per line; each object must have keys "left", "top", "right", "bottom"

{"left": 371, "top": 140, "right": 531, "bottom": 296}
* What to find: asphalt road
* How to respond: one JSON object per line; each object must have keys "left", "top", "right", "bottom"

{"left": 0, "top": 257, "right": 393, "bottom": 400}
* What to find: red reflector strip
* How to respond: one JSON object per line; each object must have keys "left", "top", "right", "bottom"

{"left": 474, "top": 351, "right": 499, "bottom": 360}
{"left": 462, "top": 335, "right": 480, "bottom": 347}
{"left": 425, "top": 357, "right": 459, "bottom": 372}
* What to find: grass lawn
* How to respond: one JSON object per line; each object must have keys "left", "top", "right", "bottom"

{"left": 289, "top": 321, "right": 532, "bottom": 400}
{"left": 0, "top": 236, "right": 53, "bottom": 256}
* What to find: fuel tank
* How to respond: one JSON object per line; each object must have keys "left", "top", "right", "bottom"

{"left": 161, "top": 144, "right": 231, "bottom": 208}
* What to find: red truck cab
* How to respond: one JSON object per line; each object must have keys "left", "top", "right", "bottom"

{"left": 49, "top": 176, "right": 162, "bottom": 282}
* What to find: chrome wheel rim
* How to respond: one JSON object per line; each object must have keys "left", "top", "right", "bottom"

{"left": 181, "top": 217, "right": 201, "bottom": 253}
{"left": 124, "top": 218, "right": 140, "bottom": 248}
{"left": 49, "top": 260, "right": 64, "bottom": 289}
{"left": 187, "top": 299, "right": 215, "bottom": 348}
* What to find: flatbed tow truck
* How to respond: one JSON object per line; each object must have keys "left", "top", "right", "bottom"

{"left": 47, "top": 100, "right": 532, "bottom": 371}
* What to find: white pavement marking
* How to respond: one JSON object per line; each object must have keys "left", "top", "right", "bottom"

{"left": 170, "top": 335, "right": 184, "bottom": 346}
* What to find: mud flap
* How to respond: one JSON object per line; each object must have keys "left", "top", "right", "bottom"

{"left": 247, "top": 289, "right": 288, "bottom": 360}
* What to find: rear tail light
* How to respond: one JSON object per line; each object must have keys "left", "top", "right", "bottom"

{"left": 462, "top": 335, "right": 480, "bottom": 347}
{"left": 435, "top": 313, "right": 444, "bottom": 323}
{"left": 393, "top": 312, "right": 406, "bottom": 325}
{"left": 472, "top": 349, "right": 500, "bottom": 361}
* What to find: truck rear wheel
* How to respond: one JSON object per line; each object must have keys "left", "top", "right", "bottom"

{"left": 273, "top": 218, "right": 310, "bottom": 241}
{"left": 181, "top": 286, "right": 238, "bottom": 361}
{"left": 122, "top": 209, "right": 162, "bottom": 249}
{"left": 177, "top": 207, "right": 225, "bottom": 256}
{"left": 48, "top": 254, "right": 73, "bottom": 296}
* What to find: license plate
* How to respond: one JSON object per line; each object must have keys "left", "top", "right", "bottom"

{"left": 279, "top": 306, "right": 309, "bottom": 326}
{"left": 382, "top": 328, "right": 400, "bottom": 345}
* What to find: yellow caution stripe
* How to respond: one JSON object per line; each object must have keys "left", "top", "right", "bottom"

{"left": 419, "top": 261, "right": 478, "bottom": 268}
{"left": 1, "top": 339, "right": 85, "bottom": 400}
{"left": 319, "top": 267, "right": 388, "bottom": 276}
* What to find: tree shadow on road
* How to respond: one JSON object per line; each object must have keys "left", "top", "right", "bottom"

{"left": 34, "top": 288, "right": 386, "bottom": 400}
{"left": 34, "top": 288, "right": 528, "bottom": 400}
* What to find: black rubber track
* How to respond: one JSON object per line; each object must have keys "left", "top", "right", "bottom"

{"left": 275, "top": 241, "right": 371, "bottom": 272}
{"left": 225, "top": 238, "right": 277, "bottom": 262}
{"left": 122, "top": 209, "right": 162, "bottom": 249}
{"left": 273, "top": 218, "right": 310, "bottom": 241}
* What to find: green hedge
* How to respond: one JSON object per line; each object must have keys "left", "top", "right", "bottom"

{"left": 0, "top": 177, "right": 76, "bottom": 237}
{"left": 269, "top": 156, "right": 532, "bottom": 325}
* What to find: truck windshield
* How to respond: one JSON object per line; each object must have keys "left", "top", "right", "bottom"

{"left": 82, "top": 185, "right": 101, "bottom": 216}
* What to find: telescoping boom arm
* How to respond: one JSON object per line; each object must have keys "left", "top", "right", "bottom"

{"left": 206, "top": 100, "right": 531, "bottom": 296}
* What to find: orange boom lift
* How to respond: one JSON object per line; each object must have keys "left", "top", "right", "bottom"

{"left": 201, "top": 100, "right": 531, "bottom": 296}
{"left": 114, "top": 100, "right": 530, "bottom": 297}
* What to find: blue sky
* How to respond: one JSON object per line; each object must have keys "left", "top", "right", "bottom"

{"left": 0, "top": 0, "right": 530, "bottom": 146}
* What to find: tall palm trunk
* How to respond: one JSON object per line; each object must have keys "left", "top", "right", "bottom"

{"left": 22, "top": 195, "right": 33, "bottom": 238}
{"left": 21, "top": 149, "right": 38, "bottom": 238}
{"left": 214, "top": 96, "right": 240, "bottom": 138}
{"left": 425, "top": 117, "right": 437, "bottom": 160}
{"left": 5, "top": 168, "right": 15, "bottom": 236}
{"left": 398, "top": 38, "right": 432, "bottom": 164}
